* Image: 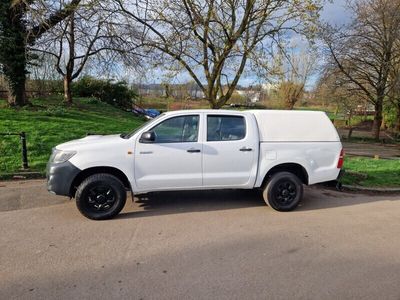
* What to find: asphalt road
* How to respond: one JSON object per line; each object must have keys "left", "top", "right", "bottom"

{"left": 1, "top": 181, "right": 400, "bottom": 299}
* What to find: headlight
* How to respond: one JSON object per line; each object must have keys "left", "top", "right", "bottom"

{"left": 50, "top": 149, "right": 77, "bottom": 164}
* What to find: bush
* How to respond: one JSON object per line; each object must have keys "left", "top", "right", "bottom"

{"left": 383, "top": 104, "right": 397, "bottom": 129}
{"left": 72, "top": 76, "right": 137, "bottom": 109}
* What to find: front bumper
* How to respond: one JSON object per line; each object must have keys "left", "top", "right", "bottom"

{"left": 46, "top": 161, "right": 81, "bottom": 196}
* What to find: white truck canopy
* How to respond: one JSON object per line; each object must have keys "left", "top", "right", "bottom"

{"left": 248, "top": 110, "right": 340, "bottom": 142}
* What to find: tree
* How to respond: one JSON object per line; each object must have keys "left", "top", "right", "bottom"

{"left": 275, "top": 46, "right": 316, "bottom": 109}
{"left": 0, "top": 0, "right": 81, "bottom": 106}
{"left": 389, "top": 53, "right": 400, "bottom": 132}
{"left": 29, "top": 52, "right": 63, "bottom": 97}
{"left": 277, "top": 82, "right": 303, "bottom": 109}
{"left": 316, "top": 69, "right": 368, "bottom": 138}
{"left": 115, "top": 0, "right": 320, "bottom": 108}
{"left": 322, "top": 0, "right": 400, "bottom": 140}
{"left": 31, "top": 2, "right": 138, "bottom": 104}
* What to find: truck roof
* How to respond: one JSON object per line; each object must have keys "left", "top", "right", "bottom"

{"left": 163, "top": 109, "right": 340, "bottom": 142}
{"left": 163, "top": 109, "right": 240, "bottom": 115}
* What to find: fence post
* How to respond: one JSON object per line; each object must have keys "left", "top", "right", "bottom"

{"left": 20, "top": 132, "right": 29, "bottom": 169}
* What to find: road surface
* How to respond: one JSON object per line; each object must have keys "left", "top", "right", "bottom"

{"left": 1, "top": 180, "right": 400, "bottom": 299}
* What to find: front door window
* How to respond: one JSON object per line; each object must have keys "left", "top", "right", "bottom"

{"left": 150, "top": 115, "right": 199, "bottom": 143}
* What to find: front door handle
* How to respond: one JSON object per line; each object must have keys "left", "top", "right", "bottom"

{"left": 239, "top": 147, "right": 252, "bottom": 152}
{"left": 140, "top": 151, "right": 153, "bottom": 154}
{"left": 187, "top": 149, "right": 201, "bottom": 153}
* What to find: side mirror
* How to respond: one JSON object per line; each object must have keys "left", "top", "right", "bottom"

{"left": 140, "top": 131, "right": 156, "bottom": 143}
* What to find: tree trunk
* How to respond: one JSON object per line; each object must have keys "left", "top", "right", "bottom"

{"left": 210, "top": 102, "right": 220, "bottom": 109}
{"left": 372, "top": 102, "right": 383, "bottom": 140}
{"left": 63, "top": 75, "right": 73, "bottom": 104}
{"left": 396, "top": 102, "right": 400, "bottom": 133}
{"left": 7, "top": 78, "right": 27, "bottom": 106}
{"left": 347, "top": 127, "right": 354, "bottom": 139}
{"left": 62, "top": 13, "right": 75, "bottom": 106}
{"left": 2, "top": 1, "right": 28, "bottom": 107}
{"left": 207, "top": 89, "right": 220, "bottom": 109}
{"left": 286, "top": 98, "right": 295, "bottom": 110}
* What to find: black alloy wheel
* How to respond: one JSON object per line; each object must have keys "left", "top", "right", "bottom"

{"left": 263, "top": 171, "right": 303, "bottom": 211}
{"left": 273, "top": 180, "right": 297, "bottom": 205}
{"left": 86, "top": 185, "right": 116, "bottom": 212}
{"left": 75, "top": 173, "right": 127, "bottom": 220}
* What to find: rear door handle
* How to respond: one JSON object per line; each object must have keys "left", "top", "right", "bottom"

{"left": 239, "top": 147, "right": 252, "bottom": 152}
{"left": 187, "top": 148, "right": 201, "bottom": 153}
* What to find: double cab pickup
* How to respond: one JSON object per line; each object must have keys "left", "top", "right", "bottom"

{"left": 47, "top": 109, "right": 344, "bottom": 220}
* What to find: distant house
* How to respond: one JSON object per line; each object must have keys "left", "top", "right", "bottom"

{"left": 354, "top": 104, "right": 375, "bottom": 115}
{"left": 236, "top": 90, "right": 261, "bottom": 103}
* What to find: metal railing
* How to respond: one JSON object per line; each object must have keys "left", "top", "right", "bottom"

{"left": 0, "top": 132, "right": 29, "bottom": 169}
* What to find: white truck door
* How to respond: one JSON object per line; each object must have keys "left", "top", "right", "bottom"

{"left": 202, "top": 114, "right": 258, "bottom": 187}
{"left": 134, "top": 114, "right": 202, "bottom": 190}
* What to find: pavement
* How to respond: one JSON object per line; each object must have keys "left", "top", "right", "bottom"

{"left": 343, "top": 141, "right": 400, "bottom": 159}
{"left": 0, "top": 180, "right": 67, "bottom": 211}
{"left": 1, "top": 180, "right": 400, "bottom": 299}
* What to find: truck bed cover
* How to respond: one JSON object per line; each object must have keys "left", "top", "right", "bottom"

{"left": 247, "top": 110, "right": 340, "bottom": 142}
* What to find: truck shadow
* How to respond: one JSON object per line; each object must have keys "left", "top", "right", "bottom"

{"left": 117, "top": 187, "right": 399, "bottom": 219}
{"left": 118, "top": 189, "right": 265, "bottom": 219}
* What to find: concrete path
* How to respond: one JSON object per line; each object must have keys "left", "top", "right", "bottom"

{"left": 1, "top": 181, "right": 400, "bottom": 299}
{"left": 343, "top": 141, "right": 400, "bottom": 159}
{"left": 0, "top": 179, "right": 68, "bottom": 212}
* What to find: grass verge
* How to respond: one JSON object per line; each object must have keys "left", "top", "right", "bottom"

{"left": 0, "top": 97, "right": 144, "bottom": 176}
{"left": 342, "top": 156, "right": 400, "bottom": 187}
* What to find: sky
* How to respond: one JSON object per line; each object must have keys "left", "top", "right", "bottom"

{"left": 321, "top": 0, "right": 352, "bottom": 26}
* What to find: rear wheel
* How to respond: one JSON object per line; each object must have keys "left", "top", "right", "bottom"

{"left": 75, "top": 173, "right": 127, "bottom": 220}
{"left": 263, "top": 172, "right": 303, "bottom": 211}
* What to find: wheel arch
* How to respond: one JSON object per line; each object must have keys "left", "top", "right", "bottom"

{"left": 262, "top": 163, "right": 309, "bottom": 187}
{"left": 70, "top": 166, "right": 131, "bottom": 197}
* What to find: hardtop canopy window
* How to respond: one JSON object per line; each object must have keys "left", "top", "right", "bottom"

{"left": 149, "top": 115, "right": 199, "bottom": 143}
{"left": 207, "top": 115, "right": 246, "bottom": 141}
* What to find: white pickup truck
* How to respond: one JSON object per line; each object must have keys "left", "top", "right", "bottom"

{"left": 47, "top": 109, "right": 344, "bottom": 220}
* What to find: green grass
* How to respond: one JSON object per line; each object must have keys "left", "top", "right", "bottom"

{"left": 342, "top": 156, "right": 400, "bottom": 187}
{"left": 0, "top": 96, "right": 144, "bottom": 175}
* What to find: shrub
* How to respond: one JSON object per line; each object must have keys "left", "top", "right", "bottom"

{"left": 383, "top": 104, "right": 397, "bottom": 129}
{"left": 72, "top": 76, "right": 137, "bottom": 109}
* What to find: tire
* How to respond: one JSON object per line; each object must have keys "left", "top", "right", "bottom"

{"left": 75, "top": 173, "right": 127, "bottom": 220}
{"left": 263, "top": 172, "right": 303, "bottom": 212}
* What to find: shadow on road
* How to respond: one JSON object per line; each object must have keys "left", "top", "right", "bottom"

{"left": 117, "top": 189, "right": 265, "bottom": 219}
{"left": 117, "top": 187, "right": 399, "bottom": 219}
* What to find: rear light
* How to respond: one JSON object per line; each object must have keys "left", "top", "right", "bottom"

{"left": 337, "top": 149, "right": 344, "bottom": 168}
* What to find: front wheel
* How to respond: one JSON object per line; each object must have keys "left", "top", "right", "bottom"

{"left": 263, "top": 172, "right": 303, "bottom": 211}
{"left": 75, "top": 174, "right": 127, "bottom": 220}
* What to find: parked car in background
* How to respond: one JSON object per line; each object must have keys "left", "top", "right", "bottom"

{"left": 132, "top": 104, "right": 160, "bottom": 119}
{"left": 144, "top": 108, "right": 160, "bottom": 118}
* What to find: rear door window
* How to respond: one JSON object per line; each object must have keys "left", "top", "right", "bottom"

{"left": 207, "top": 115, "right": 246, "bottom": 141}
